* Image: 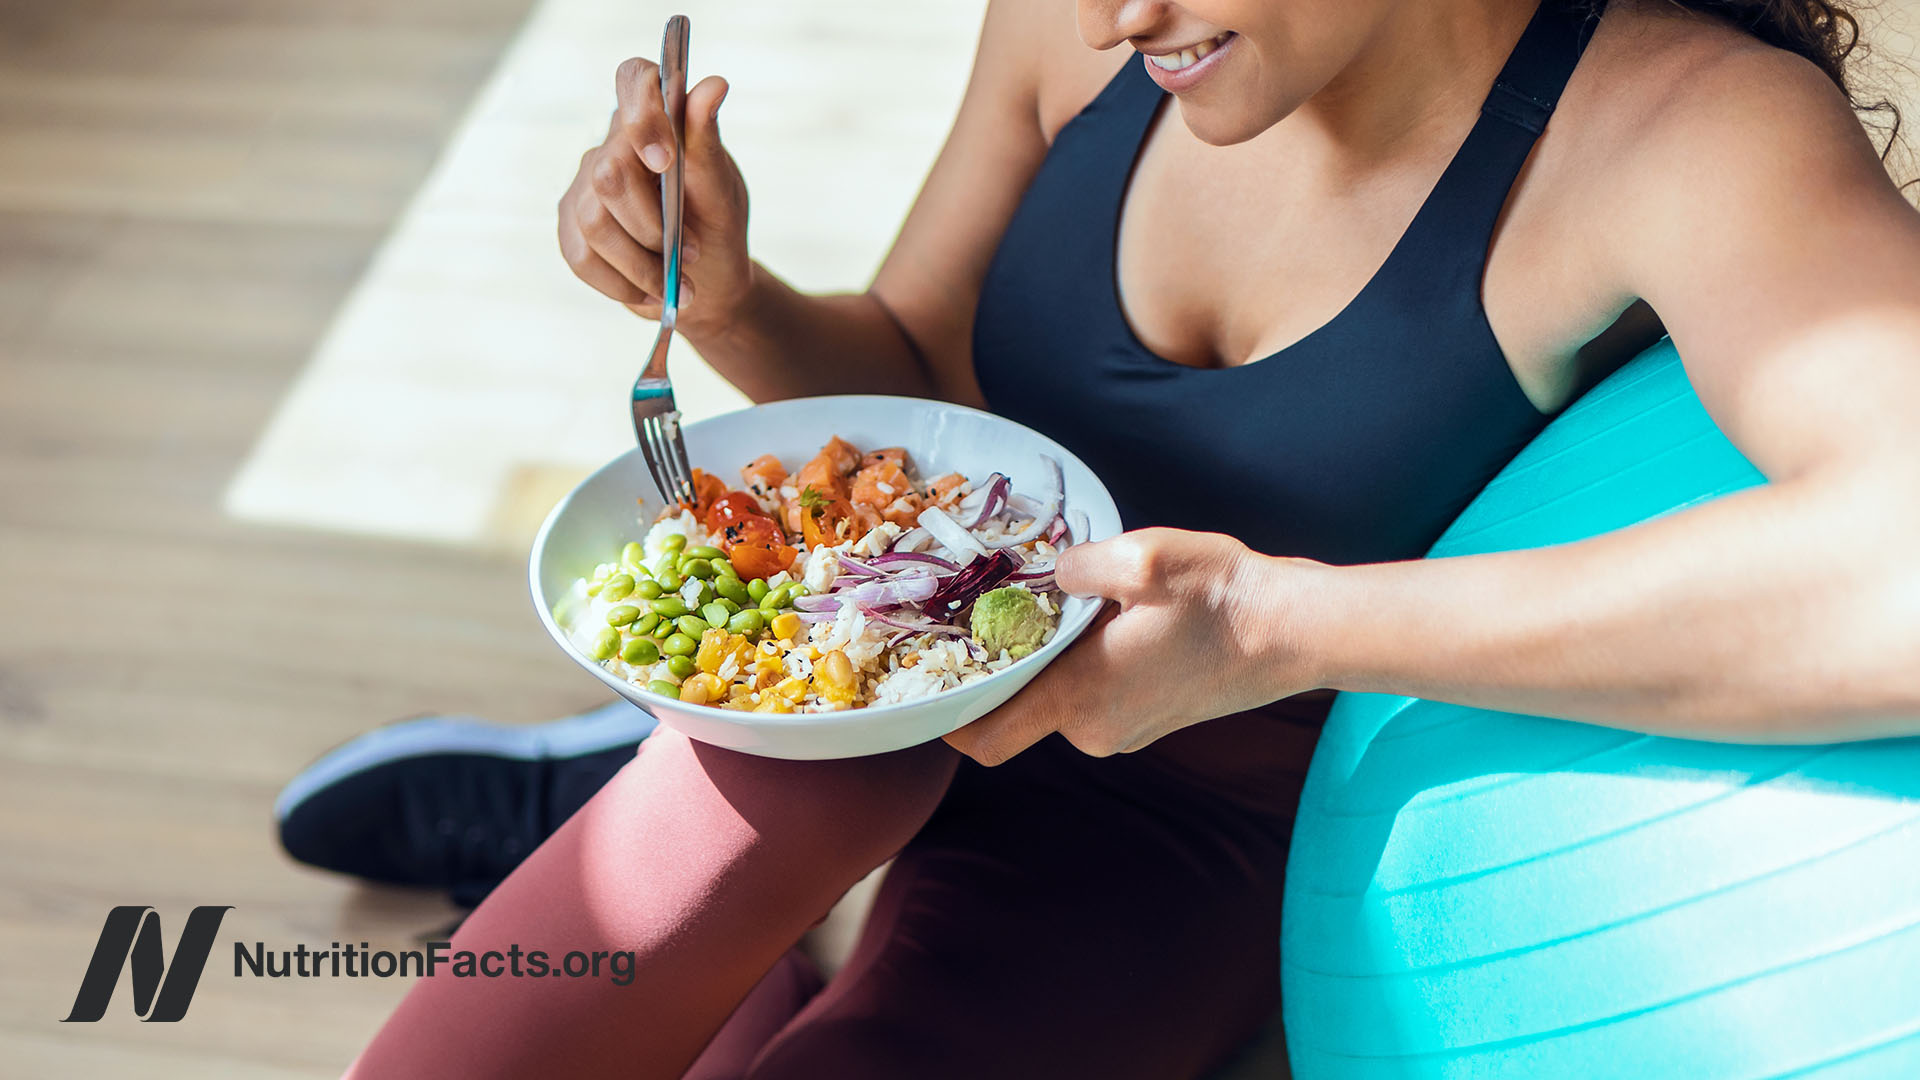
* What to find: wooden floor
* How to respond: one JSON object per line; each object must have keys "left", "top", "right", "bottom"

{"left": 0, "top": 1, "right": 583, "bottom": 1074}
{"left": 2, "top": 0, "right": 1916, "bottom": 1077}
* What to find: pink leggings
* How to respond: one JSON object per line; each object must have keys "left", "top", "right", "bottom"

{"left": 347, "top": 695, "right": 1327, "bottom": 1079}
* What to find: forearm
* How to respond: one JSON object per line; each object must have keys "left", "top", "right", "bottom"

{"left": 1288, "top": 470, "right": 1920, "bottom": 742}
{"left": 683, "top": 263, "right": 951, "bottom": 405}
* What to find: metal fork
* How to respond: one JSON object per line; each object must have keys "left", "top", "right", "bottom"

{"left": 632, "top": 13, "right": 695, "bottom": 509}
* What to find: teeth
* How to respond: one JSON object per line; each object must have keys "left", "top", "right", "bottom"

{"left": 1146, "top": 32, "right": 1230, "bottom": 73}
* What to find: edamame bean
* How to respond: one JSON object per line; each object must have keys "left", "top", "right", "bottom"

{"left": 700, "top": 602, "right": 732, "bottom": 628}
{"left": 631, "top": 611, "right": 661, "bottom": 638}
{"left": 599, "top": 573, "right": 635, "bottom": 603}
{"left": 649, "top": 597, "right": 691, "bottom": 619}
{"left": 679, "top": 557, "right": 717, "bottom": 580}
{"left": 660, "top": 533, "right": 687, "bottom": 555}
{"left": 646, "top": 678, "right": 681, "bottom": 697}
{"left": 685, "top": 544, "right": 725, "bottom": 560}
{"left": 621, "top": 541, "right": 646, "bottom": 567}
{"left": 727, "top": 609, "right": 765, "bottom": 637}
{"left": 605, "top": 604, "right": 641, "bottom": 627}
{"left": 633, "top": 578, "right": 663, "bottom": 600}
{"left": 712, "top": 557, "right": 738, "bottom": 580}
{"left": 715, "top": 597, "right": 742, "bottom": 616}
{"left": 764, "top": 583, "right": 795, "bottom": 609}
{"left": 675, "top": 615, "right": 711, "bottom": 638}
{"left": 662, "top": 632, "right": 698, "bottom": 656}
{"left": 652, "top": 554, "right": 678, "bottom": 579}
{"left": 694, "top": 581, "right": 717, "bottom": 606}
{"left": 714, "top": 576, "right": 750, "bottom": 605}
{"left": 655, "top": 569, "right": 684, "bottom": 592}
{"left": 621, "top": 637, "right": 660, "bottom": 665}
{"left": 665, "top": 655, "right": 696, "bottom": 678}
{"left": 746, "top": 578, "right": 770, "bottom": 603}
{"left": 590, "top": 627, "right": 620, "bottom": 661}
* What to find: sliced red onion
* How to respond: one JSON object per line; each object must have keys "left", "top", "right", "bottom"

{"left": 844, "top": 575, "right": 939, "bottom": 609}
{"left": 796, "top": 610, "right": 839, "bottom": 623}
{"left": 870, "top": 551, "right": 961, "bottom": 572}
{"left": 866, "top": 610, "right": 968, "bottom": 637}
{"left": 1046, "top": 515, "right": 1068, "bottom": 545}
{"left": 793, "top": 593, "right": 841, "bottom": 613}
{"left": 981, "top": 456, "right": 1064, "bottom": 550}
{"left": 924, "top": 549, "right": 1018, "bottom": 615}
{"left": 834, "top": 552, "right": 886, "bottom": 578}
{"left": 962, "top": 473, "right": 1010, "bottom": 529}
{"left": 1012, "top": 574, "right": 1055, "bottom": 592}
{"left": 890, "top": 526, "right": 932, "bottom": 553}
{"left": 916, "top": 506, "right": 987, "bottom": 559}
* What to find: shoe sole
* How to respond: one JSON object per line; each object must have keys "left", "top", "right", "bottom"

{"left": 274, "top": 702, "right": 656, "bottom": 823}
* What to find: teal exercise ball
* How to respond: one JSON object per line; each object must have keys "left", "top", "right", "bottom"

{"left": 1281, "top": 341, "right": 1920, "bottom": 1079}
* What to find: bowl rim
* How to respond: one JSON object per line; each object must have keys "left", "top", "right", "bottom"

{"left": 527, "top": 393, "right": 1122, "bottom": 728}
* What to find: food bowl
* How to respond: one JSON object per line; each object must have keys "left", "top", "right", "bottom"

{"left": 529, "top": 395, "right": 1123, "bottom": 759}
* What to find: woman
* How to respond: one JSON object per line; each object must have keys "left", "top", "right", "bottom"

{"left": 348, "top": 0, "right": 1920, "bottom": 1076}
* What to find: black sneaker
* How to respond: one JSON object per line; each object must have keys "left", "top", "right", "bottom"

{"left": 274, "top": 702, "right": 655, "bottom": 906}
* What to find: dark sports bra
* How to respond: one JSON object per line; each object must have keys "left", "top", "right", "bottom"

{"left": 973, "top": 2, "right": 1594, "bottom": 565}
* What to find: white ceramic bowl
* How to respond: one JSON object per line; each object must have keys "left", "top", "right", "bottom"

{"left": 529, "top": 395, "right": 1123, "bottom": 759}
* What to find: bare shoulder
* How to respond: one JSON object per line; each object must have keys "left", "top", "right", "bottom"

{"left": 993, "top": 0, "right": 1132, "bottom": 141}
{"left": 1567, "top": 0, "right": 1898, "bottom": 223}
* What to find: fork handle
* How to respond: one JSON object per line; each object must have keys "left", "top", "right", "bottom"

{"left": 657, "top": 15, "right": 690, "bottom": 333}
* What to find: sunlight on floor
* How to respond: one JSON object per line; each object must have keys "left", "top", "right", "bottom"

{"left": 223, "top": 0, "right": 987, "bottom": 549}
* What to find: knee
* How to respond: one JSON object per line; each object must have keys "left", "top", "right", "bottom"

{"left": 654, "top": 727, "right": 958, "bottom": 872}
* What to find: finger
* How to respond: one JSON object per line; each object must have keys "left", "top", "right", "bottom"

{"left": 613, "top": 57, "right": 678, "bottom": 175}
{"left": 681, "top": 76, "right": 741, "bottom": 239}
{"left": 942, "top": 688, "right": 1060, "bottom": 767}
{"left": 577, "top": 191, "right": 667, "bottom": 299}
{"left": 573, "top": 246, "right": 654, "bottom": 307}
{"left": 943, "top": 611, "right": 1115, "bottom": 766}
{"left": 1055, "top": 534, "right": 1156, "bottom": 603}
{"left": 588, "top": 146, "right": 666, "bottom": 255}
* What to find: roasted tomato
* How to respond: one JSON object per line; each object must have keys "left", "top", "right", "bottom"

{"left": 687, "top": 468, "right": 728, "bottom": 515}
{"left": 729, "top": 539, "right": 796, "bottom": 580}
{"left": 800, "top": 494, "right": 860, "bottom": 549}
{"left": 704, "top": 491, "right": 764, "bottom": 535}
{"left": 718, "top": 513, "right": 796, "bottom": 579}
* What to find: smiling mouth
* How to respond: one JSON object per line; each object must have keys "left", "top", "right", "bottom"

{"left": 1143, "top": 31, "right": 1234, "bottom": 73}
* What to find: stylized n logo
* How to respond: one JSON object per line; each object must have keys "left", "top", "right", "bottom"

{"left": 62, "top": 905, "right": 231, "bottom": 1022}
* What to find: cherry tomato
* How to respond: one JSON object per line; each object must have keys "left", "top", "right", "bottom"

{"left": 729, "top": 541, "right": 795, "bottom": 580}
{"left": 719, "top": 514, "right": 780, "bottom": 550}
{"left": 801, "top": 496, "right": 857, "bottom": 549}
{"left": 688, "top": 469, "right": 727, "bottom": 516}
{"left": 704, "top": 491, "right": 764, "bottom": 534}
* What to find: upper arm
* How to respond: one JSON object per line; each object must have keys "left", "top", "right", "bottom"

{"left": 1607, "top": 44, "right": 1920, "bottom": 490}
{"left": 868, "top": 0, "right": 1070, "bottom": 405}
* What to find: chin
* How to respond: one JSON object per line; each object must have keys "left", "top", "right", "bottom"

{"left": 1175, "top": 98, "right": 1287, "bottom": 147}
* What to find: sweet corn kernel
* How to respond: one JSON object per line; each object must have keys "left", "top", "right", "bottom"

{"left": 813, "top": 649, "right": 857, "bottom": 705}
{"left": 769, "top": 612, "right": 803, "bottom": 641}
{"left": 695, "top": 628, "right": 732, "bottom": 674}
{"left": 678, "top": 673, "right": 724, "bottom": 706}
{"left": 753, "top": 695, "right": 796, "bottom": 714}
{"left": 771, "top": 677, "right": 809, "bottom": 703}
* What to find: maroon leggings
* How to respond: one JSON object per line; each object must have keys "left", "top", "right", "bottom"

{"left": 348, "top": 694, "right": 1326, "bottom": 1079}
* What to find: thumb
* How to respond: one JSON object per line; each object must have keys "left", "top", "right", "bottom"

{"left": 683, "top": 76, "right": 738, "bottom": 221}
{"left": 1054, "top": 535, "right": 1150, "bottom": 604}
